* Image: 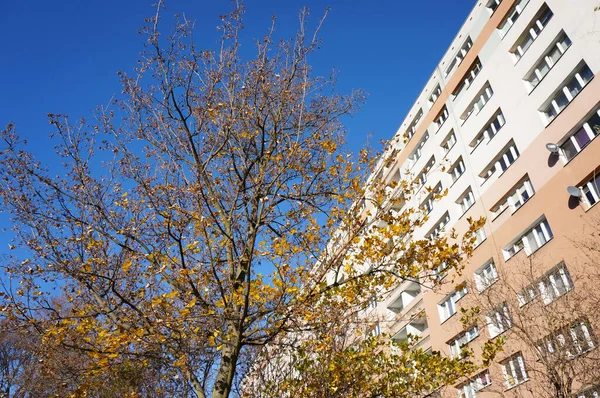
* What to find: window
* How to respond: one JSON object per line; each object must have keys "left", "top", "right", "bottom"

{"left": 474, "top": 228, "right": 487, "bottom": 248}
{"left": 491, "top": 177, "right": 535, "bottom": 217}
{"left": 541, "top": 63, "right": 594, "bottom": 124}
{"left": 370, "top": 322, "right": 381, "bottom": 337}
{"left": 524, "top": 32, "right": 571, "bottom": 91}
{"left": 498, "top": 0, "right": 531, "bottom": 38}
{"left": 429, "top": 85, "right": 442, "bottom": 107}
{"left": 453, "top": 58, "right": 482, "bottom": 98}
{"left": 433, "top": 106, "right": 450, "bottom": 131}
{"left": 405, "top": 109, "right": 424, "bottom": 142}
{"left": 408, "top": 132, "right": 430, "bottom": 169}
{"left": 438, "top": 285, "right": 468, "bottom": 322}
{"left": 487, "top": 303, "right": 512, "bottom": 338}
{"left": 581, "top": 171, "right": 600, "bottom": 207}
{"left": 414, "top": 156, "right": 436, "bottom": 190}
{"left": 559, "top": 107, "right": 600, "bottom": 161}
{"left": 480, "top": 142, "right": 519, "bottom": 184}
{"left": 517, "top": 262, "right": 573, "bottom": 306}
{"left": 500, "top": 353, "right": 528, "bottom": 388}
{"left": 510, "top": 4, "right": 553, "bottom": 62}
{"left": 456, "top": 188, "right": 475, "bottom": 215}
{"left": 503, "top": 217, "right": 553, "bottom": 260}
{"left": 487, "top": 0, "right": 502, "bottom": 14}
{"left": 474, "top": 259, "right": 498, "bottom": 292}
{"left": 434, "top": 261, "right": 449, "bottom": 282}
{"left": 428, "top": 212, "right": 451, "bottom": 239}
{"left": 445, "top": 37, "right": 473, "bottom": 78}
{"left": 441, "top": 130, "right": 457, "bottom": 154}
{"left": 457, "top": 370, "right": 492, "bottom": 398}
{"left": 578, "top": 385, "right": 600, "bottom": 398}
{"left": 461, "top": 84, "right": 494, "bottom": 123}
{"left": 448, "top": 325, "right": 480, "bottom": 358}
{"left": 537, "top": 318, "right": 595, "bottom": 359}
{"left": 470, "top": 110, "right": 505, "bottom": 152}
{"left": 421, "top": 183, "right": 443, "bottom": 215}
{"left": 449, "top": 157, "right": 466, "bottom": 184}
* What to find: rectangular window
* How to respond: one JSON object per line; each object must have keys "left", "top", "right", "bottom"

{"left": 414, "top": 156, "right": 436, "bottom": 190}
{"left": 498, "top": 0, "right": 531, "bottom": 38}
{"left": 500, "top": 353, "right": 528, "bottom": 388}
{"left": 480, "top": 141, "right": 519, "bottom": 184}
{"left": 461, "top": 84, "right": 494, "bottom": 123}
{"left": 421, "top": 183, "right": 443, "bottom": 215}
{"left": 537, "top": 318, "right": 595, "bottom": 359}
{"left": 433, "top": 106, "right": 450, "bottom": 131}
{"left": 438, "top": 286, "right": 468, "bottom": 322}
{"left": 456, "top": 188, "right": 475, "bottom": 215}
{"left": 445, "top": 37, "right": 473, "bottom": 78}
{"left": 408, "top": 132, "right": 430, "bottom": 169}
{"left": 578, "top": 385, "right": 600, "bottom": 398}
{"left": 457, "top": 369, "right": 492, "bottom": 398}
{"left": 474, "top": 228, "right": 487, "bottom": 248}
{"left": 541, "top": 62, "right": 595, "bottom": 124}
{"left": 404, "top": 109, "right": 424, "bottom": 142}
{"left": 470, "top": 110, "right": 505, "bottom": 152}
{"left": 510, "top": 4, "right": 553, "bottom": 62}
{"left": 503, "top": 217, "right": 553, "bottom": 260}
{"left": 517, "top": 262, "right": 573, "bottom": 306}
{"left": 453, "top": 58, "right": 482, "bottom": 98}
{"left": 487, "top": 0, "right": 502, "bottom": 14}
{"left": 492, "top": 177, "right": 535, "bottom": 217}
{"left": 448, "top": 325, "right": 480, "bottom": 359}
{"left": 429, "top": 85, "right": 442, "bottom": 107}
{"left": 449, "top": 157, "right": 466, "bottom": 184}
{"left": 524, "top": 32, "right": 571, "bottom": 91}
{"left": 487, "top": 303, "right": 512, "bottom": 338}
{"left": 560, "top": 107, "right": 600, "bottom": 161}
{"left": 474, "top": 259, "right": 498, "bottom": 292}
{"left": 441, "top": 130, "right": 457, "bottom": 154}
{"left": 428, "top": 212, "right": 451, "bottom": 240}
{"left": 581, "top": 171, "right": 600, "bottom": 207}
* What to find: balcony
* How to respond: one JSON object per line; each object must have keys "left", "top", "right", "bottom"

{"left": 387, "top": 280, "right": 422, "bottom": 314}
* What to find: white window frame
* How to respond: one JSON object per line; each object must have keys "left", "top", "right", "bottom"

{"left": 456, "top": 188, "right": 475, "bottom": 215}
{"left": 408, "top": 132, "right": 430, "bottom": 169}
{"left": 487, "top": 302, "right": 512, "bottom": 338}
{"left": 503, "top": 217, "right": 553, "bottom": 260}
{"left": 453, "top": 58, "right": 482, "bottom": 99}
{"left": 434, "top": 106, "right": 450, "bottom": 131}
{"left": 444, "top": 37, "right": 473, "bottom": 78}
{"left": 498, "top": 0, "right": 531, "bottom": 38}
{"left": 441, "top": 130, "right": 457, "bottom": 155}
{"left": 461, "top": 84, "right": 494, "bottom": 123}
{"left": 581, "top": 171, "right": 600, "bottom": 208}
{"left": 428, "top": 212, "right": 451, "bottom": 240}
{"left": 480, "top": 142, "right": 520, "bottom": 184}
{"left": 524, "top": 32, "right": 571, "bottom": 92}
{"left": 541, "top": 62, "right": 595, "bottom": 125}
{"left": 470, "top": 110, "right": 505, "bottom": 152}
{"left": 510, "top": 4, "right": 553, "bottom": 62}
{"left": 457, "top": 369, "right": 492, "bottom": 398}
{"left": 474, "top": 259, "right": 498, "bottom": 292}
{"left": 449, "top": 158, "right": 466, "bottom": 185}
{"left": 438, "top": 286, "right": 468, "bottom": 322}
{"left": 500, "top": 353, "right": 528, "bottom": 388}
{"left": 449, "top": 325, "right": 480, "bottom": 359}
{"left": 405, "top": 109, "right": 424, "bottom": 142}
{"left": 429, "top": 85, "right": 442, "bottom": 107}
{"left": 559, "top": 107, "right": 600, "bottom": 162}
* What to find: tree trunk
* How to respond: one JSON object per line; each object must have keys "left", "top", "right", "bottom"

{"left": 211, "top": 322, "right": 242, "bottom": 398}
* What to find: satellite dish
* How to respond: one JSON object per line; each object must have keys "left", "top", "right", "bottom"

{"left": 546, "top": 143, "right": 559, "bottom": 153}
{"left": 567, "top": 186, "right": 582, "bottom": 197}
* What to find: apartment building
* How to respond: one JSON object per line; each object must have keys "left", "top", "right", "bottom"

{"left": 369, "top": 0, "right": 600, "bottom": 396}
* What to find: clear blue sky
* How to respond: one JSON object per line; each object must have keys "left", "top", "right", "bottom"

{"left": 1, "top": 0, "right": 475, "bottom": 155}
